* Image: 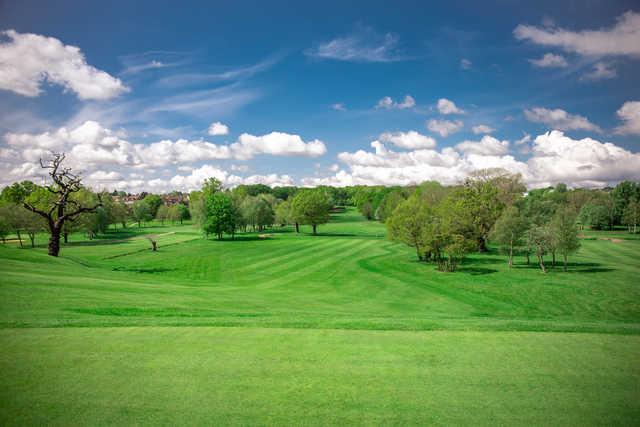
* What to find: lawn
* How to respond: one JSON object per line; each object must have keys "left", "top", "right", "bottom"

{"left": 1, "top": 208, "right": 639, "bottom": 425}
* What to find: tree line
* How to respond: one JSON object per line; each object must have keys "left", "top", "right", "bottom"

{"left": 352, "top": 170, "right": 639, "bottom": 272}
{"left": 188, "top": 178, "right": 334, "bottom": 239}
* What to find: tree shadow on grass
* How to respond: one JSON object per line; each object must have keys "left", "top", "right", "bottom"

{"left": 458, "top": 266, "right": 499, "bottom": 275}
{"left": 112, "top": 266, "right": 177, "bottom": 274}
{"left": 513, "top": 261, "right": 613, "bottom": 274}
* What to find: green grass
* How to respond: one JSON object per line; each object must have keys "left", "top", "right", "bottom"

{"left": 1, "top": 208, "right": 639, "bottom": 425}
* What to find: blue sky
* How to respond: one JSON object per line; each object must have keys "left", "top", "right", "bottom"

{"left": 0, "top": 0, "right": 639, "bottom": 191}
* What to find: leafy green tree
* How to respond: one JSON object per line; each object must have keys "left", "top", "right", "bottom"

{"left": 622, "top": 199, "right": 640, "bottom": 234}
{"left": 189, "top": 191, "right": 206, "bottom": 232}
{"left": 275, "top": 200, "right": 292, "bottom": 226}
{"left": 0, "top": 203, "right": 25, "bottom": 247}
{"left": 490, "top": 206, "right": 528, "bottom": 268}
{"left": 528, "top": 225, "right": 552, "bottom": 273}
{"left": 551, "top": 206, "right": 580, "bottom": 272}
{"left": 204, "top": 192, "right": 238, "bottom": 239}
{"left": 458, "top": 176, "right": 505, "bottom": 252}
{"left": 132, "top": 200, "right": 152, "bottom": 227}
{"left": 143, "top": 194, "right": 163, "bottom": 218}
{"left": 290, "top": 189, "right": 332, "bottom": 235}
{"left": 612, "top": 181, "right": 640, "bottom": 225}
{"left": 579, "top": 203, "right": 609, "bottom": 230}
{"left": 0, "top": 214, "right": 9, "bottom": 243}
{"left": 156, "top": 205, "right": 169, "bottom": 225}
{"left": 175, "top": 203, "right": 190, "bottom": 224}
{"left": 111, "top": 201, "right": 129, "bottom": 229}
{"left": 387, "top": 195, "right": 431, "bottom": 261}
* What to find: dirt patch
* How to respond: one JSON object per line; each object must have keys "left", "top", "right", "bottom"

{"left": 598, "top": 237, "right": 623, "bottom": 244}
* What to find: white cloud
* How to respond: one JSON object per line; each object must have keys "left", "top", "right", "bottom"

{"left": 614, "top": 101, "right": 640, "bottom": 135}
{"left": 527, "top": 130, "right": 640, "bottom": 187}
{"left": 460, "top": 58, "right": 472, "bottom": 70}
{"left": 472, "top": 124, "right": 495, "bottom": 134}
{"left": 314, "top": 130, "right": 640, "bottom": 188}
{"left": 208, "top": 121, "right": 229, "bottom": 136}
{"left": 427, "top": 119, "right": 463, "bottom": 137}
{"left": 379, "top": 130, "right": 436, "bottom": 150}
{"left": 168, "top": 165, "right": 293, "bottom": 192}
{"left": 515, "top": 134, "right": 532, "bottom": 145}
{"left": 0, "top": 29, "right": 128, "bottom": 99}
{"left": 524, "top": 107, "right": 601, "bottom": 132}
{"left": 306, "top": 27, "right": 404, "bottom": 62}
{"left": 230, "top": 132, "right": 326, "bottom": 160}
{"left": 581, "top": 62, "right": 617, "bottom": 81}
{"left": 514, "top": 11, "right": 640, "bottom": 57}
{"left": 437, "top": 98, "right": 464, "bottom": 114}
{"left": 87, "top": 170, "right": 123, "bottom": 181}
{"left": 3, "top": 121, "right": 327, "bottom": 179}
{"left": 455, "top": 135, "right": 510, "bottom": 156}
{"left": 528, "top": 53, "right": 568, "bottom": 68}
{"left": 331, "top": 103, "right": 346, "bottom": 111}
{"left": 376, "top": 95, "right": 415, "bottom": 110}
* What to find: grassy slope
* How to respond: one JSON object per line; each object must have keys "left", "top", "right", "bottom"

{"left": 1, "top": 208, "right": 639, "bottom": 425}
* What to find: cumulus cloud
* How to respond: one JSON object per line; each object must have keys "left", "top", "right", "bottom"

{"left": 427, "top": 119, "right": 463, "bottom": 137}
{"left": 472, "top": 124, "right": 495, "bottom": 134}
{"left": 581, "top": 62, "right": 617, "bottom": 81}
{"left": 331, "top": 103, "right": 346, "bottom": 111}
{"left": 2, "top": 121, "right": 327, "bottom": 184}
{"left": 527, "top": 130, "right": 640, "bottom": 187}
{"left": 310, "top": 130, "right": 640, "bottom": 188}
{"left": 168, "top": 165, "right": 293, "bottom": 192}
{"left": 208, "top": 121, "right": 229, "bottom": 136}
{"left": 524, "top": 107, "right": 601, "bottom": 132}
{"left": 230, "top": 132, "right": 326, "bottom": 160}
{"left": 0, "top": 29, "right": 128, "bottom": 99}
{"left": 306, "top": 27, "right": 404, "bottom": 62}
{"left": 614, "top": 101, "right": 640, "bottom": 135}
{"left": 460, "top": 58, "right": 472, "bottom": 70}
{"left": 455, "top": 136, "right": 509, "bottom": 156}
{"left": 437, "top": 98, "right": 464, "bottom": 114}
{"left": 378, "top": 130, "right": 436, "bottom": 150}
{"left": 87, "top": 170, "right": 123, "bottom": 181}
{"left": 376, "top": 95, "right": 415, "bottom": 110}
{"left": 528, "top": 53, "right": 568, "bottom": 68}
{"left": 514, "top": 11, "right": 640, "bottom": 57}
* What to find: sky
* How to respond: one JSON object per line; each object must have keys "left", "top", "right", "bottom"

{"left": 0, "top": 0, "right": 639, "bottom": 193}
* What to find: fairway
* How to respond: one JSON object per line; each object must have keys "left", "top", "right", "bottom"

{"left": 1, "top": 208, "right": 639, "bottom": 425}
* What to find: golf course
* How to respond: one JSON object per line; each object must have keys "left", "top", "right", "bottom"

{"left": 1, "top": 208, "right": 638, "bottom": 425}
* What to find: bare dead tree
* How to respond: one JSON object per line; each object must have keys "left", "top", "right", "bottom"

{"left": 23, "top": 153, "right": 101, "bottom": 256}
{"left": 147, "top": 236, "right": 158, "bottom": 251}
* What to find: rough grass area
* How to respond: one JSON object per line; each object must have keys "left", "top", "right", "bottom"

{"left": 0, "top": 208, "right": 639, "bottom": 425}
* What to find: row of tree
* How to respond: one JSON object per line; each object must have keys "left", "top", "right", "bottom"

{"left": 188, "top": 178, "right": 334, "bottom": 239}
{"left": 384, "top": 171, "right": 640, "bottom": 273}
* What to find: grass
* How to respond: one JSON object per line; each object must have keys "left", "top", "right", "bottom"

{"left": 1, "top": 207, "right": 639, "bottom": 425}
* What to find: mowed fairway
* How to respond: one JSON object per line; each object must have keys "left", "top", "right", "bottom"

{"left": 1, "top": 208, "right": 639, "bottom": 425}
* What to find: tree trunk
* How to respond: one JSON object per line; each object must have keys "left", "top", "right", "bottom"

{"left": 312, "top": 224, "right": 317, "bottom": 235}
{"left": 563, "top": 254, "right": 568, "bottom": 272}
{"left": 295, "top": 222, "right": 299, "bottom": 233}
{"left": 525, "top": 252, "right": 530, "bottom": 265}
{"left": 552, "top": 251, "right": 556, "bottom": 267}
{"left": 63, "top": 232, "right": 69, "bottom": 243}
{"left": 16, "top": 230, "right": 23, "bottom": 248}
{"left": 537, "top": 255, "right": 546, "bottom": 273}
{"left": 29, "top": 233, "right": 35, "bottom": 248}
{"left": 48, "top": 227, "right": 62, "bottom": 257}
{"left": 477, "top": 237, "right": 487, "bottom": 252}
{"left": 508, "top": 244, "right": 513, "bottom": 268}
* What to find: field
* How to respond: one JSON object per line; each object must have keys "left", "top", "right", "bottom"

{"left": 1, "top": 208, "right": 639, "bottom": 425}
